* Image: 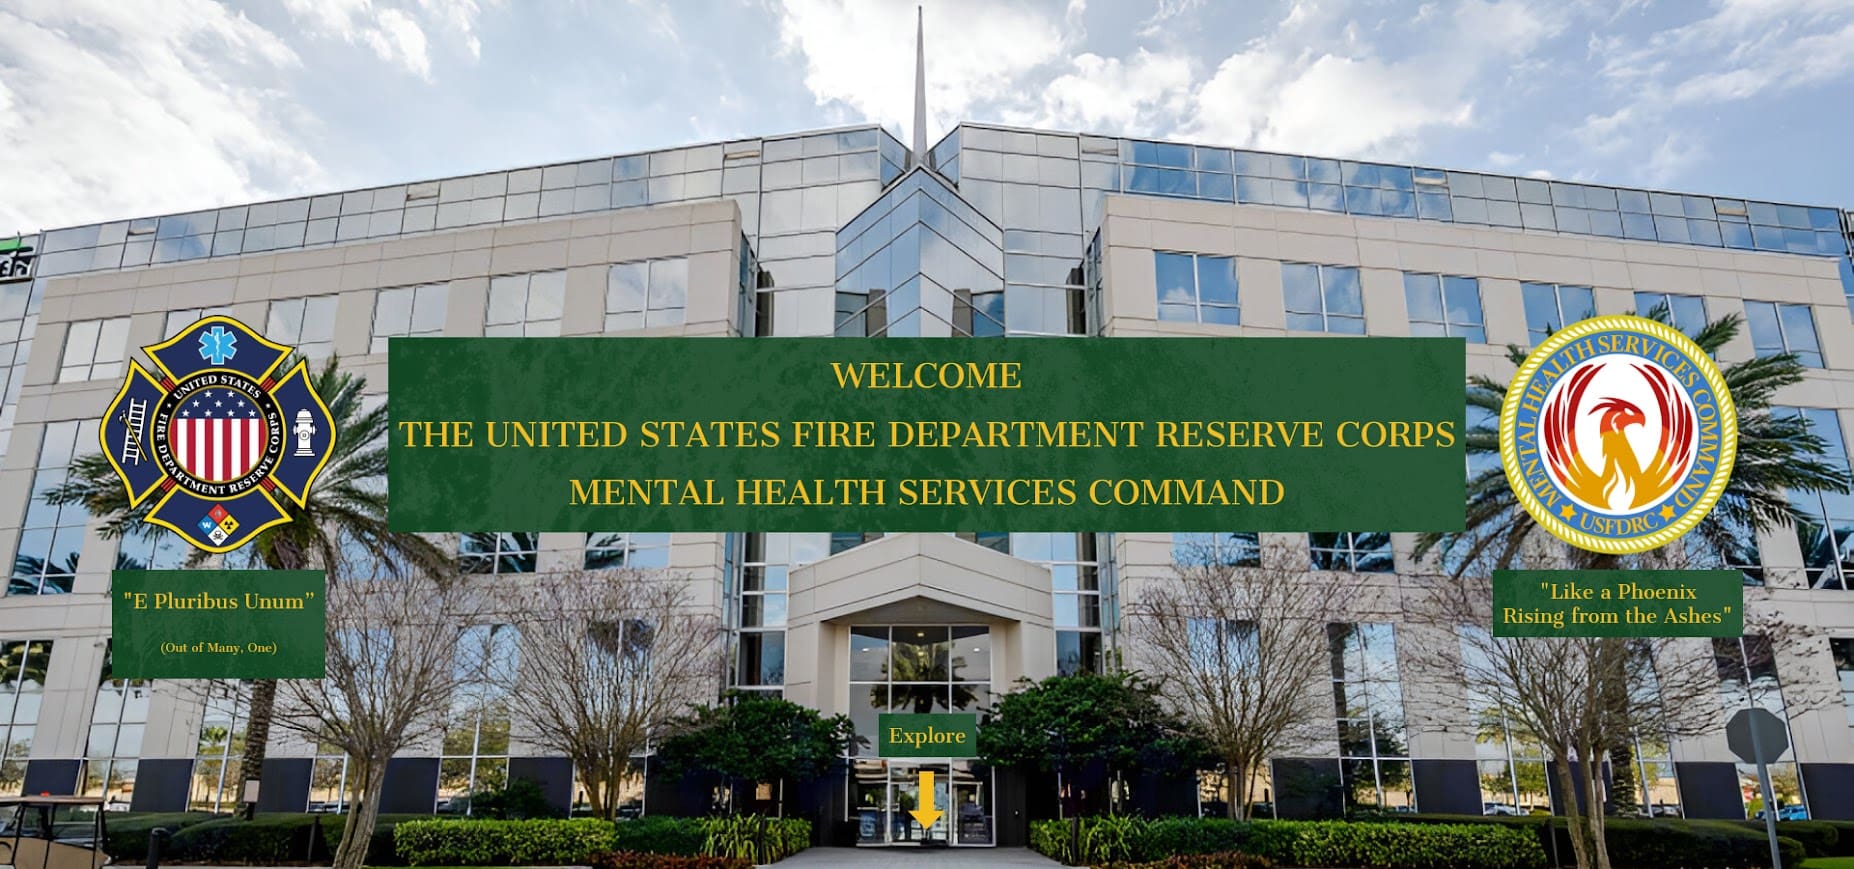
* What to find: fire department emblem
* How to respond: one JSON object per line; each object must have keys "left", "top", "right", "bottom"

{"left": 100, "top": 316, "right": 337, "bottom": 553}
{"left": 1500, "top": 315, "right": 1737, "bottom": 553}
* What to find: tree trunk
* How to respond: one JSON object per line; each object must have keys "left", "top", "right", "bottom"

{"left": 333, "top": 758, "right": 388, "bottom": 869}
{"left": 239, "top": 678, "right": 278, "bottom": 819}
{"left": 1226, "top": 762, "right": 1242, "bottom": 820}
{"left": 1553, "top": 757, "right": 1595, "bottom": 869}
{"left": 1580, "top": 740, "right": 1613, "bottom": 869}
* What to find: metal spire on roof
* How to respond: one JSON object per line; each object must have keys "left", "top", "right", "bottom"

{"left": 912, "top": 5, "right": 928, "bottom": 164}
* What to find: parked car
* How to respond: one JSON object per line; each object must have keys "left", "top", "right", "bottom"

{"left": 1650, "top": 803, "right": 1681, "bottom": 818}
{"left": 1755, "top": 804, "right": 1809, "bottom": 821}
{"left": 1483, "top": 801, "right": 1521, "bottom": 816}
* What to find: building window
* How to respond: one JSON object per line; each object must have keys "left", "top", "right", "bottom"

{"left": 1011, "top": 533, "right": 1106, "bottom": 676}
{"left": 607, "top": 258, "right": 689, "bottom": 330}
{"left": 1331, "top": 623, "right": 1413, "bottom": 811}
{"left": 1833, "top": 639, "right": 1854, "bottom": 732}
{"left": 1743, "top": 301, "right": 1823, "bottom": 368}
{"left": 119, "top": 531, "right": 191, "bottom": 571}
{"left": 735, "top": 533, "right": 827, "bottom": 694}
{"left": 372, "top": 283, "right": 449, "bottom": 351}
{"left": 1155, "top": 252, "right": 1239, "bottom": 324}
{"left": 486, "top": 270, "right": 565, "bottom": 336}
{"left": 267, "top": 295, "right": 338, "bottom": 357}
{"left": 439, "top": 624, "right": 517, "bottom": 813}
{"left": 1402, "top": 274, "right": 1484, "bottom": 341}
{"left": 82, "top": 642, "right": 147, "bottom": 811}
{"left": 191, "top": 682, "right": 247, "bottom": 811}
{"left": 309, "top": 743, "right": 351, "bottom": 813}
{"left": 1459, "top": 627, "right": 1552, "bottom": 815}
{"left": 585, "top": 532, "right": 671, "bottom": 570}
{"left": 12, "top": 419, "right": 99, "bottom": 596}
{"left": 165, "top": 307, "right": 233, "bottom": 336}
{"left": 1172, "top": 532, "right": 1261, "bottom": 567}
{"left": 1775, "top": 407, "right": 1853, "bottom": 590}
{"left": 847, "top": 625, "right": 991, "bottom": 757}
{"left": 1282, "top": 263, "right": 1364, "bottom": 334}
{"left": 458, "top": 533, "right": 539, "bottom": 575}
{"left": 58, "top": 318, "right": 129, "bottom": 382}
{"left": 0, "top": 639, "right": 51, "bottom": 795}
{"left": 1310, "top": 532, "right": 1394, "bottom": 573}
{"left": 1521, "top": 282, "right": 1594, "bottom": 345}
{"left": 1634, "top": 292, "right": 1707, "bottom": 338}
{"left": 1714, "top": 636, "right": 1807, "bottom": 819}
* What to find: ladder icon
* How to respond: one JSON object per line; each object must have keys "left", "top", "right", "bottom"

{"left": 120, "top": 399, "right": 148, "bottom": 466}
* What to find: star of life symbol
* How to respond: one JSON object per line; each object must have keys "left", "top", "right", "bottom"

{"left": 100, "top": 316, "right": 339, "bottom": 553}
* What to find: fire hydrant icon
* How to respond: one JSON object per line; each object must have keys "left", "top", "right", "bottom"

{"left": 293, "top": 409, "right": 317, "bottom": 456}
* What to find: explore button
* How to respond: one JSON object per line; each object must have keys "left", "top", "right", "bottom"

{"left": 878, "top": 712, "right": 978, "bottom": 758}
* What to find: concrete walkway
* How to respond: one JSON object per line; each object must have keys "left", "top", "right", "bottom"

{"left": 773, "top": 846, "right": 1061, "bottom": 867}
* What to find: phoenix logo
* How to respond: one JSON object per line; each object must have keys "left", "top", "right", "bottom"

{"left": 1501, "top": 315, "right": 1736, "bottom": 554}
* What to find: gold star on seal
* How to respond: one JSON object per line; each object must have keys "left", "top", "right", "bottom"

{"left": 1660, "top": 505, "right": 1676, "bottom": 520}
{"left": 1559, "top": 505, "right": 1574, "bottom": 519}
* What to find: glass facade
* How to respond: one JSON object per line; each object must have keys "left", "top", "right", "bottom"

{"left": 835, "top": 168, "right": 1005, "bottom": 337}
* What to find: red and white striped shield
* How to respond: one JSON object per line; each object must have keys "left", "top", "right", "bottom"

{"left": 169, "top": 415, "right": 268, "bottom": 483}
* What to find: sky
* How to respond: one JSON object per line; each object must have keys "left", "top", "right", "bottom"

{"left": 2, "top": 0, "right": 1852, "bottom": 235}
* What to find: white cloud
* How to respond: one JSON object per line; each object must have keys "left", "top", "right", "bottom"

{"left": 417, "top": 0, "right": 490, "bottom": 59}
{"left": 1183, "top": 0, "right": 1563, "bottom": 159}
{"left": 281, "top": 0, "right": 495, "bottom": 80}
{"left": 1486, "top": 150, "right": 1522, "bottom": 168}
{"left": 1645, "top": 133, "right": 1703, "bottom": 185}
{"left": 1018, "top": 49, "right": 1196, "bottom": 135}
{"left": 0, "top": 0, "right": 325, "bottom": 233}
{"left": 773, "top": 0, "right": 1068, "bottom": 148}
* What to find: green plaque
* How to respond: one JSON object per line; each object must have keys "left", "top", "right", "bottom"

{"left": 387, "top": 336, "right": 1466, "bottom": 532}
{"left": 878, "top": 713, "right": 979, "bottom": 758}
{"left": 1492, "top": 570, "right": 1743, "bottom": 637}
{"left": 111, "top": 570, "right": 326, "bottom": 678}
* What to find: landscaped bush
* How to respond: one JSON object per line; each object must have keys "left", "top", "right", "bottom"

{"left": 589, "top": 850, "right": 752, "bottom": 869}
{"left": 1731, "top": 820, "right": 1840, "bottom": 858}
{"left": 614, "top": 815, "right": 709, "bottom": 856}
{"left": 1381, "top": 813, "right": 1810, "bottom": 868}
{"left": 1031, "top": 817, "right": 1542, "bottom": 869}
{"left": 165, "top": 814, "right": 333, "bottom": 864}
{"left": 1258, "top": 820, "right": 1545, "bottom": 869}
{"left": 393, "top": 817, "right": 618, "bottom": 866}
{"left": 1094, "top": 854, "right": 1275, "bottom": 869}
{"left": 700, "top": 814, "right": 811, "bottom": 863}
{"left": 100, "top": 812, "right": 219, "bottom": 860}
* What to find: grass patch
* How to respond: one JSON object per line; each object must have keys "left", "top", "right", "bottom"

{"left": 1801, "top": 859, "right": 1854, "bottom": 869}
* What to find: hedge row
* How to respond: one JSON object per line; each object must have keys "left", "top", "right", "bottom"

{"left": 1033, "top": 815, "right": 1832, "bottom": 869}
{"left": 1032, "top": 817, "right": 1545, "bottom": 869}
{"left": 1387, "top": 813, "right": 1824, "bottom": 867}
{"left": 590, "top": 852, "right": 752, "bottom": 869}
{"left": 394, "top": 818, "right": 619, "bottom": 866}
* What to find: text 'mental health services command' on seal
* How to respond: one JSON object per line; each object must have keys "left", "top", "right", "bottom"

{"left": 385, "top": 337, "right": 1469, "bottom": 532}
{"left": 111, "top": 570, "right": 327, "bottom": 679}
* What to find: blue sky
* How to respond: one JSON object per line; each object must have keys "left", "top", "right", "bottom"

{"left": 2, "top": 0, "right": 1852, "bottom": 234}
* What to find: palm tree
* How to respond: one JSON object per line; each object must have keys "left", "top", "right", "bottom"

{"left": 43, "top": 356, "right": 451, "bottom": 818}
{"left": 1420, "top": 306, "right": 1852, "bottom": 573}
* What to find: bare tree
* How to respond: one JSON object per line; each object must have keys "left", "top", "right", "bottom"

{"left": 1407, "top": 569, "right": 1835, "bottom": 869}
{"left": 493, "top": 568, "right": 724, "bottom": 820}
{"left": 1127, "top": 539, "right": 1365, "bottom": 820}
{"left": 272, "top": 568, "right": 493, "bottom": 869}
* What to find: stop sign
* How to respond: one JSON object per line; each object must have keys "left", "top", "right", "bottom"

{"left": 1726, "top": 708, "right": 1789, "bottom": 765}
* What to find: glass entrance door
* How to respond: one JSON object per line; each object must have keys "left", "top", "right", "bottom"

{"left": 854, "top": 760, "right": 992, "bottom": 846}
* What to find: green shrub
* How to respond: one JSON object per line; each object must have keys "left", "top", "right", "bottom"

{"left": 393, "top": 817, "right": 618, "bottom": 866}
{"left": 1600, "top": 819, "right": 1803, "bottom": 868}
{"left": 1732, "top": 820, "right": 1840, "bottom": 858}
{"left": 101, "top": 812, "right": 219, "bottom": 861}
{"left": 700, "top": 815, "right": 811, "bottom": 863}
{"left": 1260, "top": 820, "right": 1546, "bottom": 869}
{"left": 165, "top": 814, "right": 332, "bottom": 864}
{"left": 589, "top": 851, "right": 752, "bottom": 869}
{"left": 1142, "top": 817, "right": 1252, "bottom": 856}
{"left": 615, "top": 816, "right": 710, "bottom": 856}
{"left": 1817, "top": 821, "right": 1854, "bottom": 857}
{"left": 1094, "top": 854, "right": 1275, "bottom": 869}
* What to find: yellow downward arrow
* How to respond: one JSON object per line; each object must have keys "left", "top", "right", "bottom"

{"left": 909, "top": 769, "right": 942, "bottom": 829}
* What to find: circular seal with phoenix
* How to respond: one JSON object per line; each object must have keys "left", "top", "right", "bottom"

{"left": 1499, "top": 314, "right": 1737, "bottom": 554}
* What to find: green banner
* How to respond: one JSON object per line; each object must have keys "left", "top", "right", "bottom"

{"left": 1492, "top": 570, "right": 1743, "bottom": 637}
{"left": 387, "top": 337, "right": 1465, "bottom": 531}
{"left": 879, "top": 713, "right": 979, "bottom": 758}
{"left": 111, "top": 571, "right": 327, "bottom": 678}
